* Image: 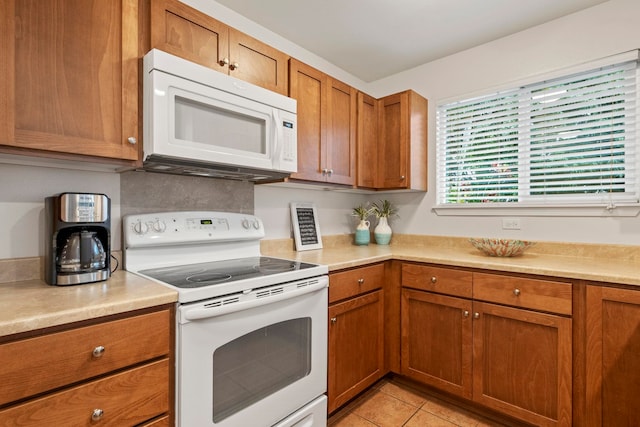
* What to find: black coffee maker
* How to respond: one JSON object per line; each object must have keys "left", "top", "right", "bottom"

{"left": 45, "top": 193, "right": 111, "bottom": 286}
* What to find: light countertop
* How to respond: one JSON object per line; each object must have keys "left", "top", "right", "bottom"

{"left": 3, "top": 234, "right": 640, "bottom": 338}
{"left": 0, "top": 271, "right": 177, "bottom": 337}
{"left": 261, "top": 235, "right": 640, "bottom": 286}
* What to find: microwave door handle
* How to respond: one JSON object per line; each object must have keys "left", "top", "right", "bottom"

{"left": 272, "top": 109, "right": 283, "bottom": 166}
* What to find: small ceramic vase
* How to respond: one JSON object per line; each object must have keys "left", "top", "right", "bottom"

{"left": 354, "top": 219, "right": 371, "bottom": 245}
{"left": 374, "top": 217, "right": 392, "bottom": 245}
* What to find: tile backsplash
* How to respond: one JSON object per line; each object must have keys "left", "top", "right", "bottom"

{"left": 120, "top": 170, "right": 254, "bottom": 217}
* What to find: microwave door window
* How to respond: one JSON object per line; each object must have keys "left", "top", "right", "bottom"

{"left": 175, "top": 96, "right": 267, "bottom": 156}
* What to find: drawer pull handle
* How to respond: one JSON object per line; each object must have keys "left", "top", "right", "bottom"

{"left": 91, "top": 408, "right": 104, "bottom": 421}
{"left": 430, "top": 276, "right": 437, "bottom": 284}
{"left": 330, "top": 317, "right": 337, "bottom": 324}
{"left": 473, "top": 312, "right": 480, "bottom": 319}
{"left": 92, "top": 346, "right": 105, "bottom": 358}
{"left": 358, "top": 278, "right": 364, "bottom": 285}
{"left": 463, "top": 310, "right": 469, "bottom": 318}
{"left": 513, "top": 288, "right": 521, "bottom": 296}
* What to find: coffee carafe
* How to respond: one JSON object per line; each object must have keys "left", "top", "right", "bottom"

{"left": 45, "top": 193, "right": 111, "bottom": 286}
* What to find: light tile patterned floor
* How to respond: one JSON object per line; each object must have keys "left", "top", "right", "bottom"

{"left": 328, "top": 377, "right": 510, "bottom": 427}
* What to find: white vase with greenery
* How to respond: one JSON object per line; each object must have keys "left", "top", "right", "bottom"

{"left": 352, "top": 204, "right": 373, "bottom": 245}
{"left": 372, "top": 200, "right": 396, "bottom": 245}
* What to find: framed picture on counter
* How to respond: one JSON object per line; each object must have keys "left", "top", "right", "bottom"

{"left": 290, "top": 202, "right": 323, "bottom": 251}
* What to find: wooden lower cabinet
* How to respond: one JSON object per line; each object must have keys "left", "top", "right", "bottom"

{"left": 473, "top": 301, "right": 572, "bottom": 427}
{"left": 0, "top": 360, "right": 169, "bottom": 426}
{"left": 328, "top": 278, "right": 384, "bottom": 413}
{"left": 585, "top": 285, "right": 640, "bottom": 426}
{"left": 401, "top": 289, "right": 473, "bottom": 399}
{"left": 139, "top": 415, "right": 171, "bottom": 427}
{"left": 328, "top": 290, "right": 384, "bottom": 413}
{"left": 0, "top": 307, "right": 173, "bottom": 427}
{"left": 400, "top": 267, "right": 572, "bottom": 427}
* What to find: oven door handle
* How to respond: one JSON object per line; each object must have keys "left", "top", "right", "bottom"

{"left": 181, "top": 279, "right": 328, "bottom": 321}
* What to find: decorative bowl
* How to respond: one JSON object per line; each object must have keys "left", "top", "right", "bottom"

{"left": 468, "top": 238, "right": 535, "bottom": 257}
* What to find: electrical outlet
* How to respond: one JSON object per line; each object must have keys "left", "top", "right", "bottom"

{"left": 502, "top": 218, "right": 521, "bottom": 230}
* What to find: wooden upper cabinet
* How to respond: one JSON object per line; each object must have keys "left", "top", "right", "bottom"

{"left": 228, "top": 29, "right": 288, "bottom": 96}
{"left": 356, "top": 92, "right": 379, "bottom": 188}
{"left": 325, "top": 78, "right": 357, "bottom": 185}
{"left": 378, "top": 90, "right": 427, "bottom": 190}
{"left": 150, "top": 0, "right": 229, "bottom": 70}
{"left": 289, "top": 59, "right": 356, "bottom": 185}
{"left": 150, "top": 0, "right": 288, "bottom": 95}
{"left": 289, "top": 59, "right": 325, "bottom": 182}
{"left": 0, "top": 0, "right": 140, "bottom": 161}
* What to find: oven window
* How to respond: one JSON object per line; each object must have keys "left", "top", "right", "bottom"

{"left": 175, "top": 96, "right": 267, "bottom": 155}
{"left": 212, "top": 317, "right": 312, "bottom": 422}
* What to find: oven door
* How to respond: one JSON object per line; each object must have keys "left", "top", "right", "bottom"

{"left": 176, "top": 277, "right": 328, "bottom": 427}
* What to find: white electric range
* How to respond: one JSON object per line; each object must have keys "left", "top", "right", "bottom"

{"left": 123, "top": 211, "right": 328, "bottom": 427}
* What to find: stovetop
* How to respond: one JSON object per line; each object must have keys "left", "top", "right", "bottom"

{"left": 139, "top": 256, "right": 320, "bottom": 289}
{"left": 123, "top": 211, "right": 328, "bottom": 304}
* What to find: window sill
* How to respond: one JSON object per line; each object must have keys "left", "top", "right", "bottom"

{"left": 432, "top": 204, "right": 640, "bottom": 217}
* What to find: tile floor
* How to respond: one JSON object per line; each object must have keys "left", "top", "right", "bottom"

{"left": 328, "top": 377, "right": 512, "bottom": 427}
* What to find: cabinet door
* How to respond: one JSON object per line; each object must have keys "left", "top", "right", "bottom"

{"left": 0, "top": 0, "right": 139, "bottom": 161}
{"left": 377, "top": 90, "right": 427, "bottom": 190}
{"left": 228, "top": 29, "right": 288, "bottom": 96}
{"left": 289, "top": 59, "right": 326, "bottom": 182}
{"left": 150, "top": 0, "right": 230, "bottom": 71}
{"left": 473, "top": 301, "right": 572, "bottom": 427}
{"left": 357, "top": 92, "right": 378, "bottom": 188}
{"left": 325, "top": 77, "right": 356, "bottom": 185}
{"left": 401, "top": 289, "right": 473, "bottom": 399}
{"left": 378, "top": 92, "right": 408, "bottom": 189}
{"left": 586, "top": 285, "right": 640, "bottom": 427}
{"left": 328, "top": 290, "right": 384, "bottom": 413}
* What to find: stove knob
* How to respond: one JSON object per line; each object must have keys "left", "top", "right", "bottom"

{"left": 133, "top": 220, "right": 148, "bottom": 235}
{"left": 152, "top": 219, "right": 167, "bottom": 233}
{"left": 241, "top": 219, "right": 250, "bottom": 229}
{"left": 252, "top": 219, "right": 260, "bottom": 230}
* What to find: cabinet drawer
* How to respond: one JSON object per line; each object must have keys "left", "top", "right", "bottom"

{"left": 329, "top": 263, "right": 384, "bottom": 303}
{"left": 402, "top": 264, "right": 472, "bottom": 298}
{"left": 0, "top": 309, "right": 171, "bottom": 406}
{"left": 139, "top": 415, "right": 170, "bottom": 427}
{"left": 0, "top": 359, "right": 169, "bottom": 426}
{"left": 473, "top": 273, "right": 572, "bottom": 315}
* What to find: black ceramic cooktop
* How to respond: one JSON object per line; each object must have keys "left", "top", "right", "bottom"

{"left": 139, "top": 256, "right": 318, "bottom": 289}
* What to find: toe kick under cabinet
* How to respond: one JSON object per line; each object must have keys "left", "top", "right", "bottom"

{"left": 0, "top": 306, "right": 173, "bottom": 427}
{"left": 401, "top": 263, "right": 572, "bottom": 427}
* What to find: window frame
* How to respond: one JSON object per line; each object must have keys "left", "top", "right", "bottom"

{"left": 434, "top": 50, "right": 640, "bottom": 217}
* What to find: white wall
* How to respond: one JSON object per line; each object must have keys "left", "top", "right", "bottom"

{"left": 257, "top": 0, "right": 640, "bottom": 245}
{"left": 254, "top": 185, "right": 369, "bottom": 240}
{"left": 2, "top": 0, "right": 639, "bottom": 261}
{"left": 181, "top": 0, "right": 369, "bottom": 91}
{"left": 364, "top": 0, "right": 640, "bottom": 245}
{"left": 0, "top": 164, "right": 121, "bottom": 259}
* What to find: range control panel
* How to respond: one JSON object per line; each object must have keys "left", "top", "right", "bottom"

{"left": 124, "top": 211, "right": 264, "bottom": 248}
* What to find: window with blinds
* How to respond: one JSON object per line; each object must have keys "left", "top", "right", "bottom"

{"left": 436, "top": 54, "right": 639, "bottom": 209}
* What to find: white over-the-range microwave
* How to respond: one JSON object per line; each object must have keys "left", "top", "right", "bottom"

{"left": 142, "top": 49, "right": 297, "bottom": 181}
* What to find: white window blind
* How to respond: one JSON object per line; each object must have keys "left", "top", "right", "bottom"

{"left": 436, "top": 54, "right": 639, "bottom": 208}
